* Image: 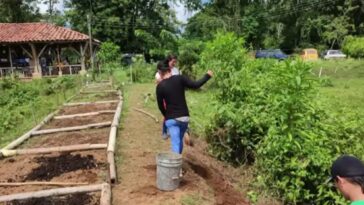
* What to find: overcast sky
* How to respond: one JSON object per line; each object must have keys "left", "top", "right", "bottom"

{"left": 38, "top": 0, "right": 195, "bottom": 23}
{"left": 172, "top": 2, "right": 196, "bottom": 23}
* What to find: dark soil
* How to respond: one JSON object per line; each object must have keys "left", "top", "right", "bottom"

{"left": 20, "top": 128, "right": 110, "bottom": 148}
{"left": 8, "top": 193, "right": 97, "bottom": 205}
{"left": 25, "top": 153, "right": 102, "bottom": 181}
{"left": 73, "top": 92, "right": 119, "bottom": 101}
{"left": 186, "top": 154, "right": 249, "bottom": 205}
{"left": 59, "top": 103, "right": 117, "bottom": 115}
{"left": 41, "top": 113, "right": 113, "bottom": 129}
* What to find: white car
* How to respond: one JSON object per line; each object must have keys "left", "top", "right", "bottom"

{"left": 323, "top": 50, "right": 347, "bottom": 59}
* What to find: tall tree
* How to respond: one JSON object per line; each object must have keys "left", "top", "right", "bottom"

{"left": 184, "top": 0, "right": 364, "bottom": 50}
{"left": 65, "top": 0, "right": 179, "bottom": 58}
{"left": 39, "top": 0, "right": 60, "bottom": 23}
{"left": 0, "top": 0, "right": 41, "bottom": 22}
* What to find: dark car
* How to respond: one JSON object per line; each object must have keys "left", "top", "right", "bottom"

{"left": 122, "top": 53, "right": 133, "bottom": 66}
{"left": 255, "top": 49, "right": 288, "bottom": 60}
{"left": 14, "top": 58, "right": 29, "bottom": 67}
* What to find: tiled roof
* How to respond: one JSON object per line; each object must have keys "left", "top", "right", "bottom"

{"left": 0, "top": 23, "right": 90, "bottom": 43}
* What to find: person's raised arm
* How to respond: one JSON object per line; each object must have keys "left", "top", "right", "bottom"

{"left": 182, "top": 70, "right": 213, "bottom": 89}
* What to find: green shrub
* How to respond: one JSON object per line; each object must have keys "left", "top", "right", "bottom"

{"left": 319, "top": 76, "right": 334, "bottom": 87}
{"left": 342, "top": 36, "right": 364, "bottom": 58}
{"left": 197, "top": 31, "right": 247, "bottom": 88}
{"left": 201, "top": 32, "right": 364, "bottom": 204}
{"left": 178, "top": 39, "right": 205, "bottom": 78}
{"left": 126, "top": 59, "right": 155, "bottom": 83}
{"left": 97, "top": 41, "right": 121, "bottom": 76}
{"left": 0, "top": 76, "right": 81, "bottom": 142}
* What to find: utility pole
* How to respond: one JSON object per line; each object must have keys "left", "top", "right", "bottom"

{"left": 87, "top": 14, "right": 95, "bottom": 76}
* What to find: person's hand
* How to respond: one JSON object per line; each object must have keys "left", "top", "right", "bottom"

{"left": 207, "top": 70, "right": 213, "bottom": 77}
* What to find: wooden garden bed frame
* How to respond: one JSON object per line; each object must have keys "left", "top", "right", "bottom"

{"left": 0, "top": 81, "right": 122, "bottom": 203}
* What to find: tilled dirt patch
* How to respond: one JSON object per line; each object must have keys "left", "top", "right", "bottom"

{"left": 0, "top": 151, "right": 107, "bottom": 195}
{"left": 185, "top": 154, "right": 248, "bottom": 205}
{"left": 130, "top": 154, "right": 248, "bottom": 205}
{"left": 73, "top": 92, "right": 119, "bottom": 102}
{"left": 41, "top": 113, "right": 114, "bottom": 129}
{"left": 58, "top": 103, "right": 117, "bottom": 115}
{"left": 7, "top": 193, "right": 100, "bottom": 205}
{"left": 20, "top": 128, "right": 110, "bottom": 148}
{"left": 25, "top": 153, "right": 100, "bottom": 181}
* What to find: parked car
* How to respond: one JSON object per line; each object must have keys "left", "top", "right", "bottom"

{"left": 14, "top": 58, "right": 29, "bottom": 67}
{"left": 300, "top": 48, "right": 318, "bottom": 60}
{"left": 255, "top": 49, "right": 288, "bottom": 60}
{"left": 122, "top": 53, "right": 133, "bottom": 66}
{"left": 323, "top": 50, "right": 346, "bottom": 59}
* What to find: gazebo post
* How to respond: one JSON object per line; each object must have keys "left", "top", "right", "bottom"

{"left": 37, "top": 44, "right": 48, "bottom": 76}
{"left": 56, "top": 45, "right": 62, "bottom": 76}
{"left": 79, "top": 42, "right": 88, "bottom": 75}
{"left": 92, "top": 44, "right": 99, "bottom": 74}
{"left": 8, "top": 46, "right": 14, "bottom": 78}
{"left": 29, "top": 43, "right": 42, "bottom": 78}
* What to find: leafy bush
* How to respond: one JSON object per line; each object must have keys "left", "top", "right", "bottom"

{"left": 201, "top": 32, "right": 364, "bottom": 204}
{"left": 319, "top": 76, "right": 334, "bottom": 87}
{"left": 0, "top": 76, "right": 80, "bottom": 143}
{"left": 197, "top": 31, "right": 247, "bottom": 87}
{"left": 97, "top": 41, "right": 121, "bottom": 76}
{"left": 342, "top": 36, "right": 364, "bottom": 58}
{"left": 126, "top": 58, "right": 155, "bottom": 83}
{"left": 178, "top": 39, "right": 205, "bottom": 78}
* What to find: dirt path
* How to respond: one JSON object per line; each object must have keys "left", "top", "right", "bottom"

{"left": 112, "top": 84, "right": 249, "bottom": 205}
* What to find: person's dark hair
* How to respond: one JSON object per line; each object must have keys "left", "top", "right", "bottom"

{"left": 157, "top": 61, "right": 164, "bottom": 71}
{"left": 346, "top": 176, "right": 364, "bottom": 193}
{"left": 166, "top": 54, "right": 177, "bottom": 62}
{"left": 157, "top": 60, "right": 170, "bottom": 75}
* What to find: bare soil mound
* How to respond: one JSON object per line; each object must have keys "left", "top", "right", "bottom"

{"left": 186, "top": 154, "right": 248, "bottom": 205}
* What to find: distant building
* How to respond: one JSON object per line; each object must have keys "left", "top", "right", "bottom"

{"left": 0, "top": 23, "right": 99, "bottom": 78}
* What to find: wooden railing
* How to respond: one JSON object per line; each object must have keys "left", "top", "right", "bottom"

{"left": 0, "top": 64, "right": 82, "bottom": 78}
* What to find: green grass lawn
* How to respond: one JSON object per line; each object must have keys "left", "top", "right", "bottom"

{"left": 186, "top": 88, "right": 216, "bottom": 137}
{"left": 312, "top": 59, "right": 364, "bottom": 117}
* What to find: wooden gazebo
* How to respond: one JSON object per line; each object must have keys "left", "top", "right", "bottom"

{"left": 0, "top": 23, "right": 98, "bottom": 78}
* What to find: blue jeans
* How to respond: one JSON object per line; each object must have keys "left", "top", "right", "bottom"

{"left": 165, "top": 119, "right": 188, "bottom": 154}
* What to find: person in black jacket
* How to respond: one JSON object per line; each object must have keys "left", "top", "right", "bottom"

{"left": 156, "top": 62, "right": 213, "bottom": 154}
